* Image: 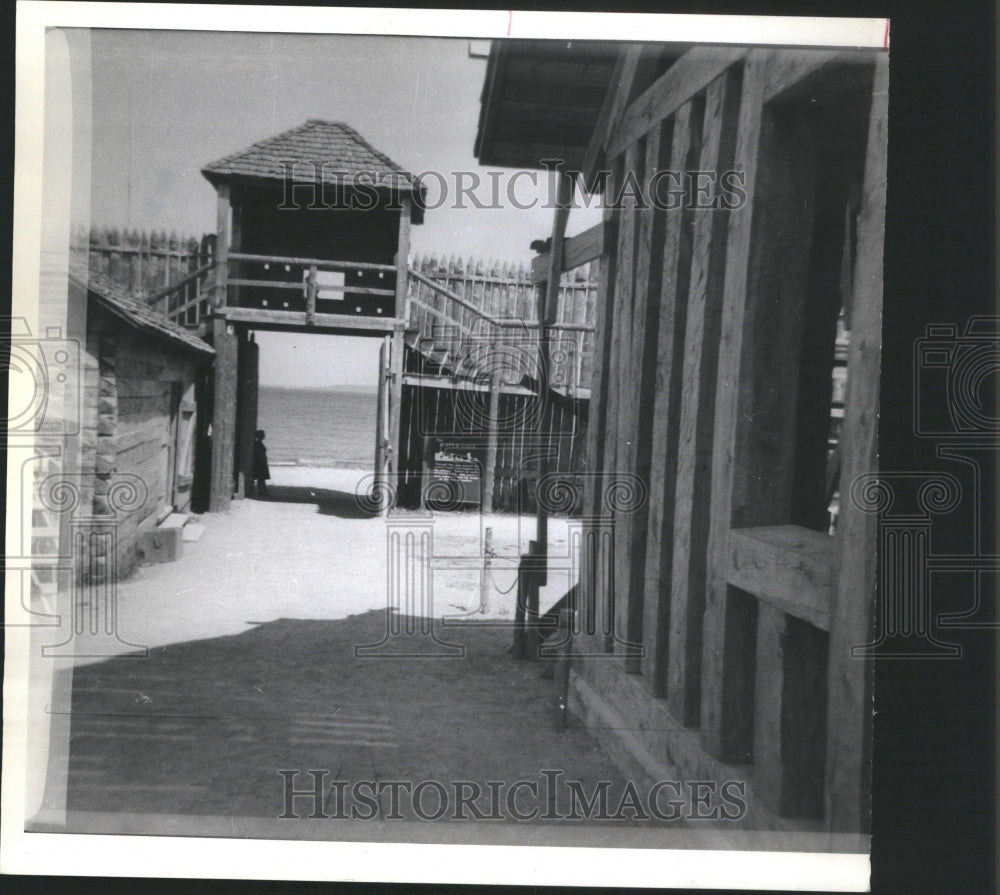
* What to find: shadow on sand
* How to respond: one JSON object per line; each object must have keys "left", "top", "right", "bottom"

{"left": 251, "top": 484, "right": 376, "bottom": 519}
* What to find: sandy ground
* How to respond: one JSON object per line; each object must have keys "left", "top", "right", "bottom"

{"left": 74, "top": 466, "right": 574, "bottom": 665}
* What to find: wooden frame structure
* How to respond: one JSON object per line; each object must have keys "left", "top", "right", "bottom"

{"left": 477, "top": 42, "right": 887, "bottom": 832}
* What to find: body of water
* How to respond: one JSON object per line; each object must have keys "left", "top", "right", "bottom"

{"left": 257, "top": 385, "right": 378, "bottom": 468}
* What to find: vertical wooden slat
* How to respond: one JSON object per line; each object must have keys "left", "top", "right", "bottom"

{"left": 536, "top": 169, "right": 575, "bottom": 568}
{"left": 603, "top": 150, "right": 637, "bottom": 656}
{"left": 825, "top": 53, "right": 887, "bottom": 833}
{"left": 235, "top": 332, "right": 259, "bottom": 499}
{"left": 396, "top": 196, "right": 412, "bottom": 323}
{"left": 483, "top": 368, "right": 501, "bottom": 513}
{"left": 208, "top": 317, "right": 238, "bottom": 511}
{"left": 640, "top": 100, "right": 699, "bottom": 691}
{"left": 701, "top": 50, "right": 820, "bottom": 762}
{"left": 615, "top": 120, "right": 672, "bottom": 673}
{"left": 666, "top": 68, "right": 741, "bottom": 726}
{"left": 215, "top": 185, "right": 231, "bottom": 311}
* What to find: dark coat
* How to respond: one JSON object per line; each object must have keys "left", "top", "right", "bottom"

{"left": 253, "top": 441, "right": 270, "bottom": 480}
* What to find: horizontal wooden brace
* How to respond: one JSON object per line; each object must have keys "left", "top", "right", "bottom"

{"left": 228, "top": 252, "right": 396, "bottom": 272}
{"left": 531, "top": 220, "right": 616, "bottom": 284}
{"left": 607, "top": 46, "right": 747, "bottom": 160}
{"left": 228, "top": 278, "right": 396, "bottom": 297}
{"left": 727, "top": 525, "right": 835, "bottom": 631}
{"left": 224, "top": 306, "right": 404, "bottom": 332}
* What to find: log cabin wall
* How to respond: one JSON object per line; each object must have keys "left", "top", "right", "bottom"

{"left": 82, "top": 303, "right": 206, "bottom": 577}
{"left": 564, "top": 46, "right": 887, "bottom": 833}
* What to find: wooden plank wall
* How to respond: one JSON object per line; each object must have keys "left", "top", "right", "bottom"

{"left": 578, "top": 46, "right": 886, "bottom": 832}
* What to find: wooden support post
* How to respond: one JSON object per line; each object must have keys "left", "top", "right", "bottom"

{"left": 640, "top": 101, "right": 698, "bottom": 692}
{"left": 608, "top": 141, "right": 641, "bottom": 667}
{"left": 701, "top": 51, "right": 819, "bottom": 763}
{"left": 535, "top": 168, "right": 574, "bottom": 578}
{"left": 305, "top": 264, "right": 317, "bottom": 325}
{"left": 387, "top": 328, "right": 404, "bottom": 497}
{"left": 374, "top": 336, "right": 389, "bottom": 512}
{"left": 396, "top": 196, "right": 412, "bottom": 322}
{"left": 479, "top": 526, "right": 493, "bottom": 613}
{"left": 236, "top": 330, "right": 259, "bottom": 500}
{"left": 214, "top": 184, "right": 230, "bottom": 311}
{"left": 581, "top": 181, "right": 618, "bottom": 644}
{"left": 208, "top": 316, "right": 238, "bottom": 511}
{"left": 754, "top": 607, "right": 829, "bottom": 817}
{"left": 553, "top": 607, "right": 574, "bottom": 731}
{"left": 483, "top": 367, "right": 501, "bottom": 513}
{"left": 824, "top": 54, "right": 887, "bottom": 833}
{"left": 667, "top": 69, "right": 741, "bottom": 725}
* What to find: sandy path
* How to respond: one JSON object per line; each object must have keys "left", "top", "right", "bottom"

{"left": 80, "top": 466, "right": 573, "bottom": 664}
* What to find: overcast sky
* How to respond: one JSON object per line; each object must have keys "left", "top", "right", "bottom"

{"left": 64, "top": 28, "right": 600, "bottom": 387}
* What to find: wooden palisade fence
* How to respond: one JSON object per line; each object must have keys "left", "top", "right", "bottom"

{"left": 72, "top": 225, "right": 217, "bottom": 327}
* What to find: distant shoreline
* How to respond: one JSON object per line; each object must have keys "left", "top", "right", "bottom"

{"left": 260, "top": 384, "right": 378, "bottom": 394}
{"left": 269, "top": 458, "right": 371, "bottom": 469}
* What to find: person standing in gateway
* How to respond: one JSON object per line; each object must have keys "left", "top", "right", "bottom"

{"left": 253, "top": 429, "right": 270, "bottom": 498}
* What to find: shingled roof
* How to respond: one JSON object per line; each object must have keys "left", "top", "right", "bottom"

{"left": 69, "top": 261, "right": 214, "bottom": 356}
{"left": 201, "top": 119, "right": 420, "bottom": 193}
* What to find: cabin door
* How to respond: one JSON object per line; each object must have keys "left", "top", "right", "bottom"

{"left": 173, "top": 384, "right": 197, "bottom": 510}
{"left": 164, "top": 382, "right": 181, "bottom": 513}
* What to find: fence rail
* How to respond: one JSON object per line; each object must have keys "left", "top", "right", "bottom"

{"left": 406, "top": 253, "right": 598, "bottom": 392}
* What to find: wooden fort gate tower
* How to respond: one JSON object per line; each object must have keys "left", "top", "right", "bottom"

{"left": 198, "top": 120, "right": 423, "bottom": 510}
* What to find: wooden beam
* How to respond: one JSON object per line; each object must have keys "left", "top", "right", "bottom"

{"left": 753, "top": 606, "right": 829, "bottom": 817}
{"left": 665, "top": 68, "right": 742, "bottom": 727}
{"left": 607, "top": 47, "right": 747, "bottom": 161}
{"left": 223, "top": 307, "right": 402, "bottom": 332}
{"left": 536, "top": 168, "right": 575, "bottom": 572}
{"left": 208, "top": 316, "right": 237, "bottom": 511}
{"left": 482, "top": 370, "right": 501, "bottom": 513}
{"left": 824, "top": 53, "right": 887, "bottom": 834}
{"left": 374, "top": 336, "right": 389, "bottom": 514}
{"left": 580, "top": 178, "right": 619, "bottom": 645}
{"left": 530, "top": 220, "right": 615, "bottom": 284}
{"left": 615, "top": 121, "right": 672, "bottom": 674}
{"left": 640, "top": 101, "right": 698, "bottom": 693}
{"left": 609, "top": 143, "right": 641, "bottom": 666}
{"left": 700, "top": 50, "right": 819, "bottom": 763}
{"left": 727, "top": 525, "right": 835, "bottom": 630}
{"left": 542, "top": 171, "right": 575, "bottom": 326}
{"left": 581, "top": 45, "right": 643, "bottom": 189}
{"left": 227, "top": 279, "right": 395, "bottom": 298}
{"left": 235, "top": 332, "right": 259, "bottom": 499}
{"left": 762, "top": 49, "right": 842, "bottom": 103}
{"left": 388, "top": 329, "right": 405, "bottom": 489}
{"left": 228, "top": 252, "right": 396, "bottom": 273}
{"left": 214, "top": 184, "right": 230, "bottom": 311}
{"left": 396, "top": 196, "right": 412, "bottom": 321}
